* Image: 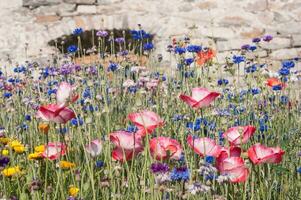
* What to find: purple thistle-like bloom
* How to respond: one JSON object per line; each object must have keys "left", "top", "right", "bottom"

{"left": 88, "top": 66, "right": 97, "bottom": 75}
{"left": 96, "top": 30, "right": 108, "bottom": 37}
{"left": 118, "top": 50, "right": 129, "bottom": 56}
{"left": 150, "top": 163, "right": 170, "bottom": 173}
{"left": 115, "top": 37, "right": 125, "bottom": 44}
{"left": 252, "top": 37, "right": 261, "bottom": 43}
{"left": 241, "top": 44, "right": 250, "bottom": 50}
{"left": 263, "top": 35, "right": 273, "bottom": 42}
{"left": 59, "top": 64, "right": 73, "bottom": 75}
{"left": 0, "top": 156, "right": 10, "bottom": 167}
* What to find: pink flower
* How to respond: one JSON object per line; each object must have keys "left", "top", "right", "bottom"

{"left": 111, "top": 147, "right": 136, "bottom": 162}
{"left": 149, "top": 137, "right": 183, "bottom": 160}
{"left": 216, "top": 146, "right": 241, "bottom": 171}
{"left": 36, "top": 104, "right": 75, "bottom": 124}
{"left": 128, "top": 111, "right": 164, "bottom": 136}
{"left": 218, "top": 157, "right": 249, "bottom": 183}
{"left": 42, "top": 142, "right": 66, "bottom": 160}
{"left": 109, "top": 131, "right": 144, "bottom": 162}
{"left": 223, "top": 126, "right": 256, "bottom": 146}
{"left": 85, "top": 139, "right": 103, "bottom": 157}
{"left": 187, "top": 135, "right": 222, "bottom": 157}
{"left": 122, "top": 79, "right": 136, "bottom": 88}
{"left": 247, "top": 143, "right": 285, "bottom": 165}
{"left": 56, "top": 82, "right": 78, "bottom": 105}
{"left": 179, "top": 87, "right": 220, "bottom": 109}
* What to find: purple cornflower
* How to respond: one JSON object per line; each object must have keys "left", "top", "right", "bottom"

{"left": 0, "top": 156, "right": 10, "bottom": 167}
{"left": 150, "top": 163, "right": 170, "bottom": 173}
{"left": 263, "top": 35, "right": 273, "bottom": 42}
{"left": 96, "top": 30, "right": 108, "bottom": 37}
{"left": 241, "top": 44, "right": 250, "bottom": 50}
{"left": 115, "top": 37, "right": 125, "bottom": 44}
{"left": 252, "top": 37, "right": 261, "bottom": 43}
{"left": 88, "top": 66, "right": 97, "bottom": 75}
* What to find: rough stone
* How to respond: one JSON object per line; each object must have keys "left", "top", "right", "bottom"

{"left": 260, "top": 37, "right": 291, "bottom": 50}
{"left": 64, "top": 0, "right": 95, "bottom": 4}
{"left": 23, "top": 0, "right": 60, "bottom": 8}
{"left": 35, "top": 15, "right": 61, "bottom": 23}
{"left": 292, "top": 35, "right": 301, "bottom": 47}
{"left": 77, "top": 5, "right": 97, "bottom": 14}
{"left": 270, "top": 48, "right": 301, "bottom": 60}
{"left": 217, "top": 39, "right": 250, "bottom": 51}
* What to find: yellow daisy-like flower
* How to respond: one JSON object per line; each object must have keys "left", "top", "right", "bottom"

{"left": 8, "top": 140, "right": 22, "bottom": 148}
{"left": 2, "top": 149, "right": 9, "bottom": 156}
{"left": 34, "top": 145, "right": 45, "bottom": 153}
{"left": 68, "top": 186, "right": 79, "bottom": 197}
{"left": 13, "top": 145, "right": 25, "bottom": 154}
{"left": 1, "top": 166, "right": 21, "bottom": 177}
{"left": 0, "top": 137, "right": 11, "bottom": 144}
{"left": 28, "top": 152, "right": 43, "bottom": 160}
{"left": 59, "top": 161, "right": 76, "bottom": 169}
{"left": 38, "top": 123, "right": 50, "bottom": 134}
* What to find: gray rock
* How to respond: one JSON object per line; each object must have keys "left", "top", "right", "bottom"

{"left": 260, "top": 37, "right": 291, "bottom": 50}
{"left": 64, "top": 0, "right": 95, "bottom": 4}
{"left": 23, "top": 0, "right": 60, "bottom": 8}
{"left": 270, "top": 48, "right": 301, "bottom": 60}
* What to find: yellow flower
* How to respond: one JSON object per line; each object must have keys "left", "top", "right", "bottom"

{"left": 68, "top": 186, "right": 79, "bottom": 197}
{"left": 0, "top": 137, "right": 11, "bottom": 144}
{"left": 34, "top": 145, "right": 45, "bottom": 153}
{"left": 8, "top": 140, "right": 22, "bottom": 148}
{"left": 13, "top": 145, "right": 25, "bottom": 154}
{"left": 1, "top": 166, "right": 21, "bottom": 177}
{"left": 59, "top": 161, "right": 76, "bottom": 169}
{"left": 2, "top": 149, "right": 9, "bottom": 156}
{"left": 28, "top": 152, "right": 43, "bottom": 160}
{"left": 38, "top": 123, "right": 50, "bottom": 134}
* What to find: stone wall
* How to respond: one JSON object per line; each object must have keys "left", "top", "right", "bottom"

{"left": 0, "top": 0, "right": 301, "bottom": 65}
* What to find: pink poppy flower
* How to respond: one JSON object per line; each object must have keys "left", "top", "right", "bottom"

{"left": 187, "top": 135, "right": 222, "bottom": 157}
{"left": 216, "top": 146, "right": 241, "bottom": 171}
{"left": 149, "top": 137, "right": 183, "bottom": 160}
{"left": 36, "top": 104, "right": 75, "bottom": 124}
{"left": 85, "top": 139, "right": 103, "bottom": 157}
{"left": 109, "top": 131, "right": 144, "bottom": 162}
{"left": 111, "top": 147, "right": 137, "bottom": 162}
{"left": 218, "top": 157, "right": 249, "bottom": 183}
{"left": 109, "top": 131, "right": 143, "bottom": 151}
{"left": 247, "top": 143, "right": 285, "bottom": 164}
{"left": 42, "top": 142, "right": 66, "bottom": 160}
{"left": 56, "top": 82, "right": 78, "bottom": 105}
{"left": 128, "top": 111, "right": 164, "bottom": 136}
{"left": 179, "top": 87, "right": 220, "bottom": 109}
{"left": 223, "top": 126, "right": 256, "bottom": 146}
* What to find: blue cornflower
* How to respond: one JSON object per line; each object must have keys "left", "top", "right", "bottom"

{"left": 126, "top": 125, "right": 138, "bottom": 133}
{"left": 282, "top": 60, "right": 295, "bottom": 69}
{"left": 70, "top": 117, "right": 84, "bottom": 126}
{"left": 272, "top": 85, "right": 282, "bottom": 91}
{"left": 73, "top": 28, "right": 83, "bottom": 36}
{"left": 107, "top": 62, "right": 118, "bottom": 72}
{"left": 280, "top": 96, "right": 289, "bottom": 104}
{"left": 278, "top": 68, "right": 290, "bottom": 76}
{"left": 67, "top": 45, "right": 78, "bottom": 53}
{"left": 143, "top": 42, "right": 154, "bottom": 51}
{"left": 218, "top": 131, "right": 224, "bottom": 145}
{"left": 25, "top": 115, "right": 31, "bottom": 121}
{"left": 170, "top": 166, "right": 190, "bottom": 181}
{"left": 217, "top": 79, "right": 229, "bottom": 86}
{"left": 250, "top": 88, "right": 261, "bottom": 95}
{"left": 186, "top": 45, "right": 202, "bottom": 53}
{"left": 205, "top": 156, "right": 214, "bottom": 164}
{"left": 263, "top": 35, "right": 273, "bottom": 42}
{"left": 59, "top": 127, "right": 68, "bottom": 134}
{"left": 47, "top": 89, "right": 57, "bottom": 96}
{"left": 245, "top": 64, "right": 257, "bottom": 73}
{"left": 186, "top": 122, "right": 194, "bottom": 129}
{"left": 95, "top": 160, "right": 104, "bottom": 168}
{"left": 130, "top": 30, "right": 150, "bottom": 40}
{"left": 3, "top": 92, "right": 12, "bottom": 98}
{"left": 21, "top": 123, "right": 29, "bottom": 131}
{"left": 184, "top": 58, "right": 194, "bottom": 66}
{"left": 128, "top": 86, "right": 138, "bottom": 94}
{"left": 162, "top": 75, "right": 167, "bottom": 81}
{"left": 259, "top": 124, "right": 268, "bottom": 132}
{"left": 174, "top": 46, "right": 186, "bottom": 55}
{"left": 233, "top": 55, "right": 245, "bottom": 64}
{"left": 8, "top": 78, "right": 15, "bottom": 83}
{"left": 297, "top": 167, "right": 301, "bottom": 174}
{"left": 83, "top": 88, "right": 91, "bottom": 98}
{"left": 248, "top": 45, "right": 257, "bottom": 51}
